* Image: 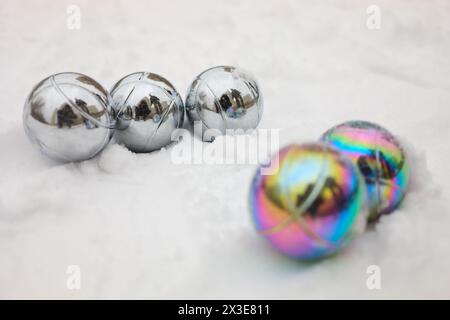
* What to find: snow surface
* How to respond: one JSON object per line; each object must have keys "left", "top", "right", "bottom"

{"left": 1, "top": 0, "right": 450, "bottom": 299}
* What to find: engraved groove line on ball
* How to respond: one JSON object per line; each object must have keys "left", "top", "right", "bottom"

{"left": 50, "top": 76, "right": 111, "bottom": 129}
{"left": 201, "top": 77, "right": 229, "bottom": 131}
{"left": 261, "top": 145, "right": 337, "bottom": 249}
{"left": 49, "top": 76, "right": 112, "bottom": 159}
{"left": 145, "top": 99, "right": 176, "bottom": 146}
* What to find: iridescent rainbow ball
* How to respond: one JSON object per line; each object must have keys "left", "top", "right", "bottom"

{"left": 249, "top": 143, "right": 368, "bottom": 260}
{"left": 320, "top": 120, "right": 410, "bottom": 222}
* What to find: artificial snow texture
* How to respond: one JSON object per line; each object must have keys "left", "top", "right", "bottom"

{"left": 0, "top": 0, "right": 450, "bottom": 299}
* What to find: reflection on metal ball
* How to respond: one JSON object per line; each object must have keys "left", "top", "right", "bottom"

{"left": 321, "top": 120, "right": 410, "bottom": 222}
{"left": 23, "top": 72, "right": 114, "bottom": 162}
{"left": 249, "top": 143, "right": 368, "bottom": 260}
{"left": 111, "top": 72, "right": 184, "bottom": 153}
{"left": 186, "top": 66, "right": 263, "bottom": 141}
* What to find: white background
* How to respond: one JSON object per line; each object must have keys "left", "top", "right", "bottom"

{"left": 0, "top": 0, "right": 449, "bottom": 298}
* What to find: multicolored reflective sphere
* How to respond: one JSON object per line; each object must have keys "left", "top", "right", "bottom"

{"left": 250, "top": 143, "right": 368, "bottom": 260}
{"left": 320, "top": 120, "right": 410, "bottom": 222}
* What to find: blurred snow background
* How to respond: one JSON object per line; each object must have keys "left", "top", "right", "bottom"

{"left": 0, "top": 0, "right": 450, "bottom": 299}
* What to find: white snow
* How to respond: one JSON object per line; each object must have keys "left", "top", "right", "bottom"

{"left": 1, "top": 0, "right": 450, "bottom": 299}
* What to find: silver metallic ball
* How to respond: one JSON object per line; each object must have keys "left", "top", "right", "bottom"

{"left": 23, "top": 72, "right": 114, "bottom": 162}
{"left": 110, "top": 72, "right": 184, "bottom": 153}
{"left": 186, "top": 66, "right": 263, "bottom": 141}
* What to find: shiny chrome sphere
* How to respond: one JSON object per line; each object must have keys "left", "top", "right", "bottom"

{"left": 23, "top": 72, "right": 114, "bottom": 162}
{"left": 186, "top": 66, "right": 263, "bottom": 141}
{"left": 111, "top": 72, "right": 184, "bottom": 153}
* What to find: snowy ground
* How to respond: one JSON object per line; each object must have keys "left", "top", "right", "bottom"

{"left": 1, "top": 0, "right": 450, "bottom": 299}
